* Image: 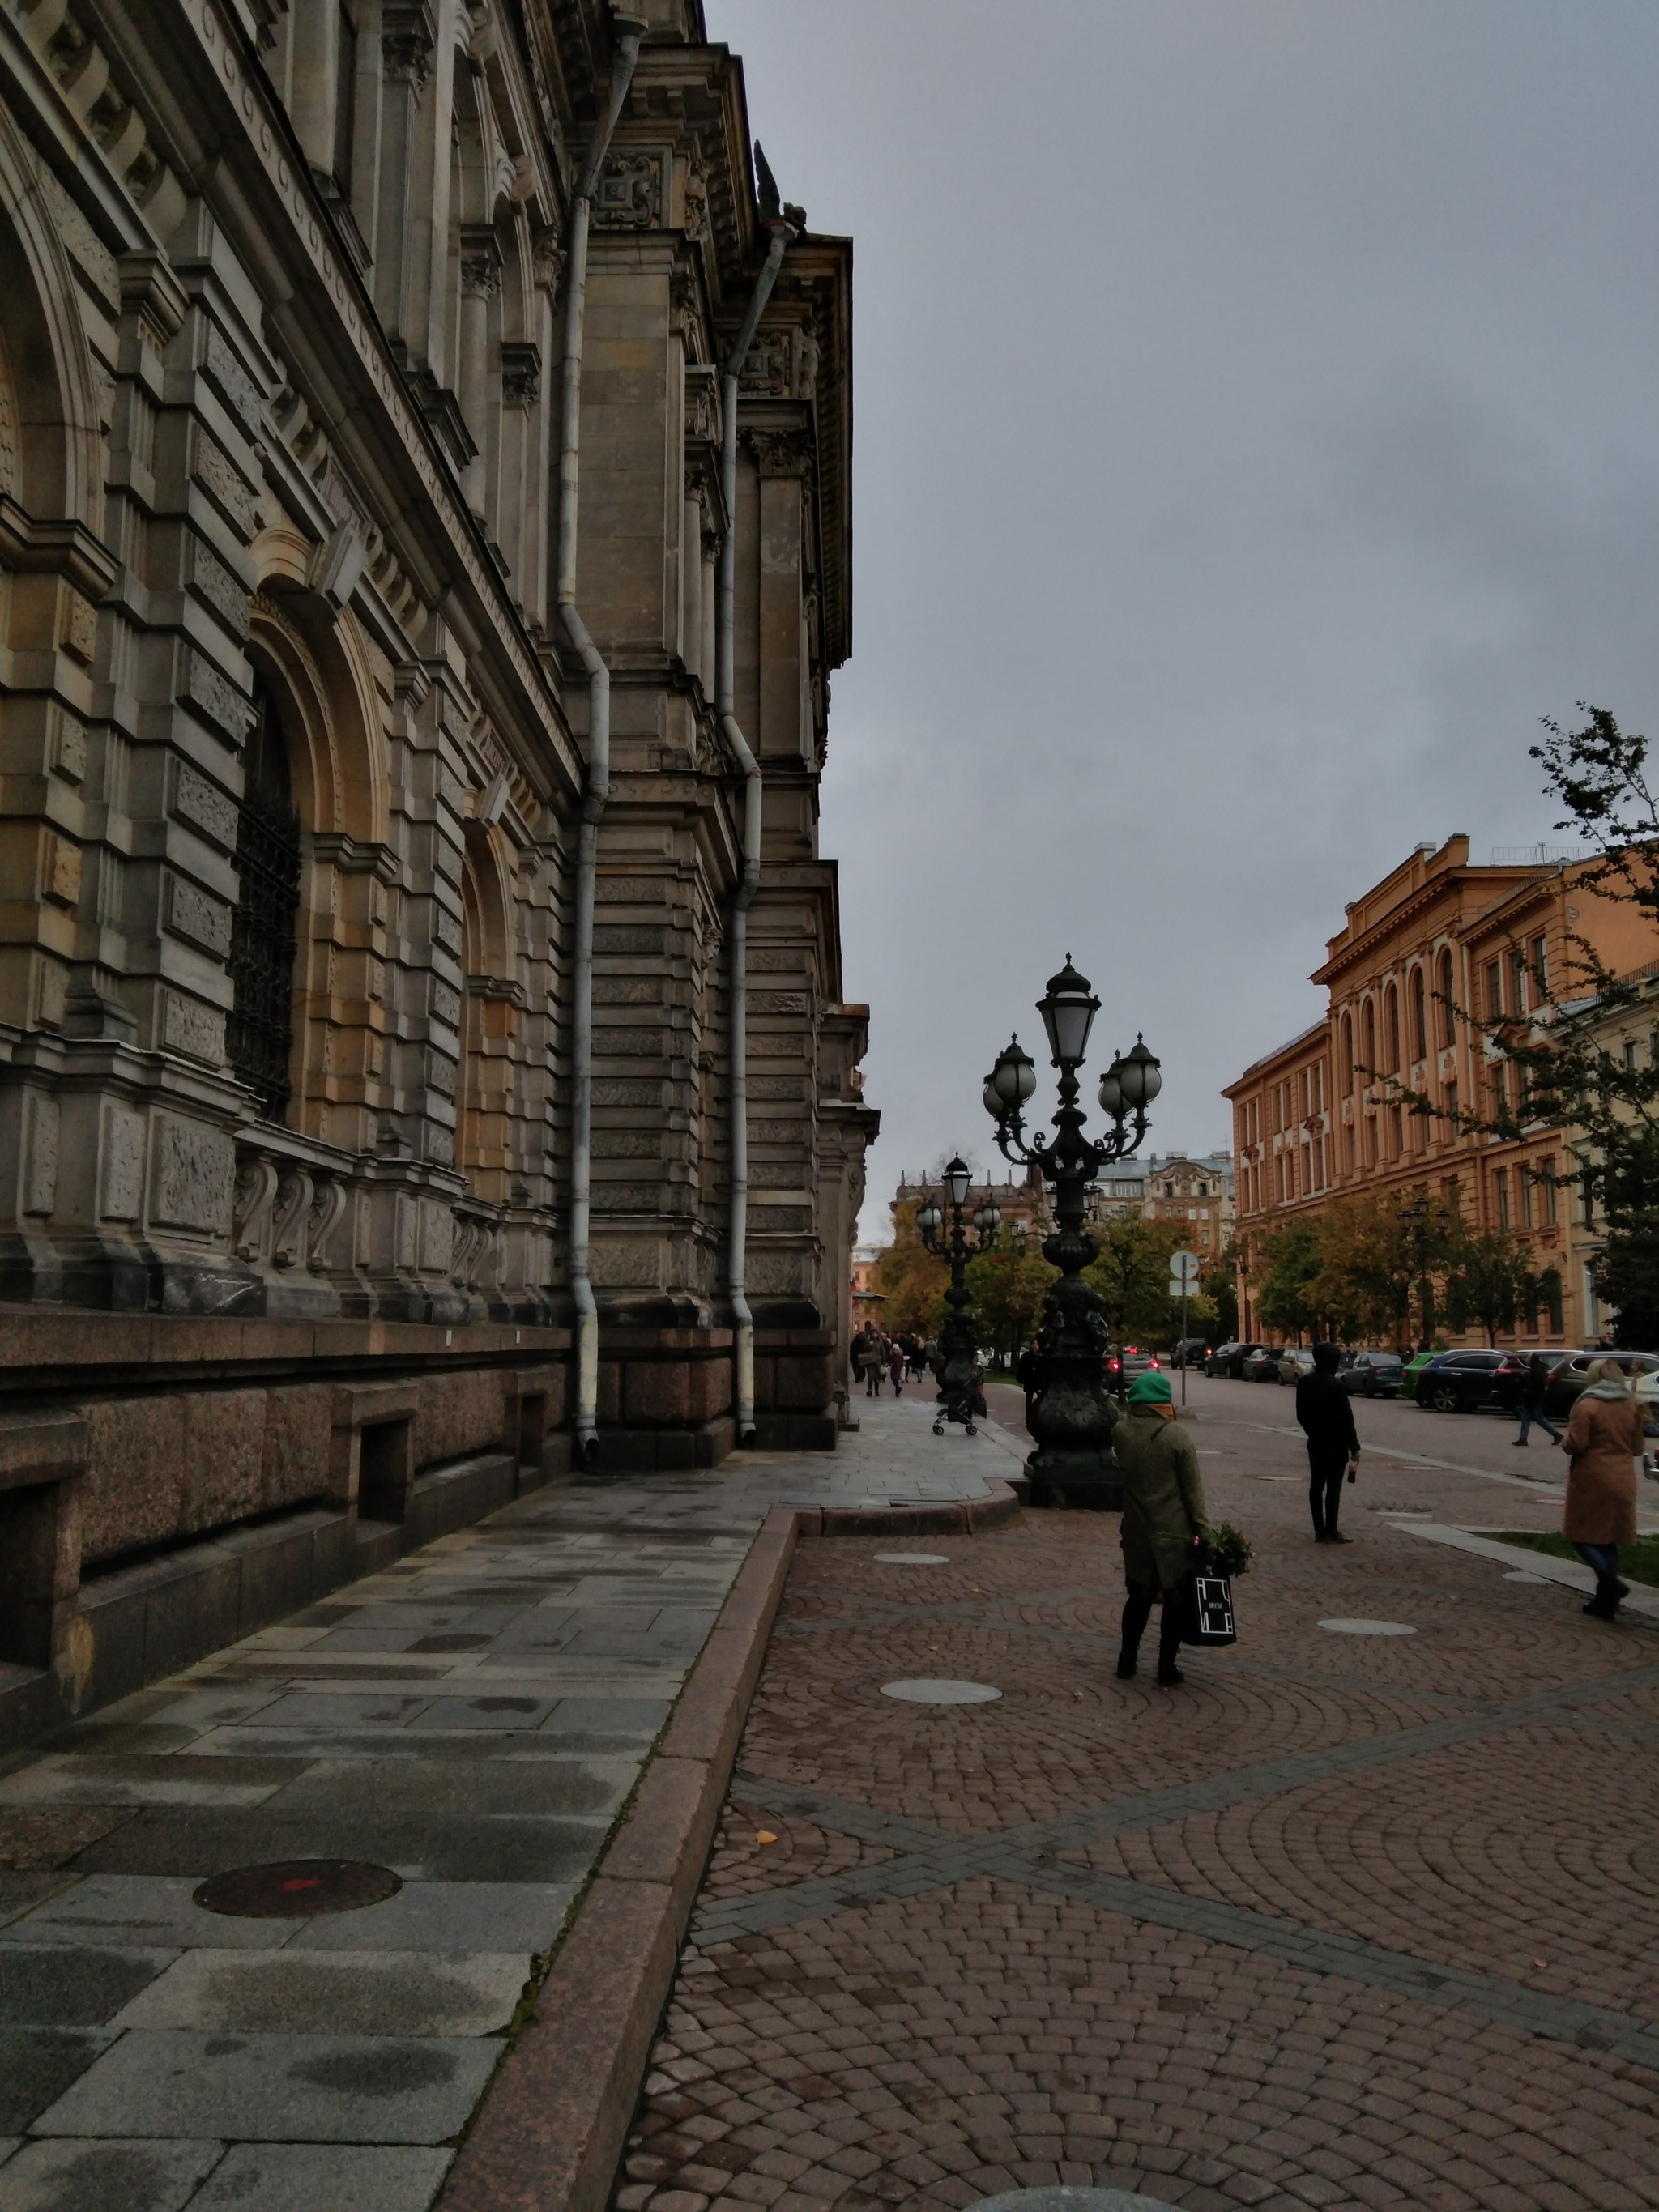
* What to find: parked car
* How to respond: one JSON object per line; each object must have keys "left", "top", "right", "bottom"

{"left": 1277, "top": 1348, "right": 1316, "bottom": 1385}
{"left": 1106, "top": 1350, "right": 1162, "bottom": 1391}
{"left": 1413, "top": 1349, "right": 1517, "bottom": 1413}
{"left": 1170, "top": 1337, "right": 1209, "bottom": 1370}
{"left": 1205, "top": 1342, "right": 1261, "bottom": 1379}
{"left": 1402, "top": 1349, "right": 1439, "bottom": 1392}
{"left": 1338, "top": 1349, "right": 1405, "bottom": 1398}
{"left": 1539, "top": 1349, "right": 1659, "bottom": 1417}
{"left": 1241, "top": 1346, "right": 1283, "bottom": 1384}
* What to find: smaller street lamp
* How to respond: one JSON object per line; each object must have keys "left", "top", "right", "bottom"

{"left": 918, "top": 1156, "right": 1000, "bottom": 1437}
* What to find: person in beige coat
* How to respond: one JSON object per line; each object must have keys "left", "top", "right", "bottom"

{"left": 1114, "top": 1369, "right": 1210, "bottom": 1686}
{"left": 1559, "top": 1358, "right": 1644, "bottom": 1621}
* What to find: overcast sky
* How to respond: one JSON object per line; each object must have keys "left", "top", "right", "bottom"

{"left": 711, "top": 0, "right": 1659, "bottom": 1242}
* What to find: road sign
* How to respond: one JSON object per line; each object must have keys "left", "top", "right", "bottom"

{"left": 1169, "top": 1250, "right": 1201, "bottom": 1289}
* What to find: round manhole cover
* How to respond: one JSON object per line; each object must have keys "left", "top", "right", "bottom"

{"left": 194, "top": 1859, "right": 403, "bottom": 1918}
{"left": 967, "top": 2191, "right": 1181, "bottom": 2212}
{"left": 875, "top": 1552, "right": 949, "bottom": 1565}
{"left": 1318, "top": 1618, "right": 1417, "bottom": 1637}
{"left": 880, "top": 1677, "right": 1002, "bottom": 1704}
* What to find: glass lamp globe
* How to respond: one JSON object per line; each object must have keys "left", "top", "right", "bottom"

{"left": 1037, "top": 957, "right": 1100, "bottom": 1068}
{"left": 943, "top": 1155, "right": 973, "bottom": 1209}
{"left": 991, "top": 1034, "right": 1037, "bottom": 1106}
{"left": 1117, "top": 1033, "right": 1162, "bottom": 1107}
{"left": 1098, "top": 1056, "right": 1124, "bottom": 1118}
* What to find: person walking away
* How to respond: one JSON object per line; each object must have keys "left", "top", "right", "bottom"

{"left": 1560, "top": 1358, "right": 1643, "bottom": 1620}
{"left": 1115, "top": 1370, "right": 1209, "bottom": 1687}
{"left": 1513, "top": 1353, "right": 1563, "bottom": 1447}
{"left": 888, "top": 1339, "right": 905, "bottom": 1395}
{"left": 853, "top": 1326, "right": 878, "bottom": 1399}
{"left": 1295, "top": 1342, "right": 1359, "bottom": 1543}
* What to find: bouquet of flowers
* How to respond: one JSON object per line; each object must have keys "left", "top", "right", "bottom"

{"left": 1202, "top": 1523, "right": 1253, "bottom": 1579}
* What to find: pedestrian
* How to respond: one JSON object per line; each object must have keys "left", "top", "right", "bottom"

{"left": 1115, "top": 1368, "right": 1208, "bottom": 1686}
{"left": 1294, "top": 1341, "right": 1359, "bottom": 1544}
{"left": 923, "top": 1335, "right": 940, "bottom": 1378}
{"left": 1560, "top": 1357, "right": 1643, "bottom": 1622}
{"left": 888, "top": 1338, "right": 905, "bottom": 1394}
{"left": 1512, "top": 1352, "right": 1563, "bottom": 1447}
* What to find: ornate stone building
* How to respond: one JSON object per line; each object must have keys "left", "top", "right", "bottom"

{"left": 0, "top": 0, "right": 875, "bottom": 1739}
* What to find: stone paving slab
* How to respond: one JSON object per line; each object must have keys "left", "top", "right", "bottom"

{"left": 0, "top": 1396, "right": 1006, "bottom": 2210}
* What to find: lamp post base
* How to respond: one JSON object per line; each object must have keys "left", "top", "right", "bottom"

{"left": 1025, "top": 1447, "right": 1122, "bottom": 1512}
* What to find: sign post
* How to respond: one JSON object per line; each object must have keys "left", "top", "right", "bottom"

{"left": 1168, "top": 1250, "right": 1201, "bottom": 1407}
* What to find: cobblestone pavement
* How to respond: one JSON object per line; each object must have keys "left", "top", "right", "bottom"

{"left": 616, "top": 1388, "right": 1659, "bottom": 2212}
{"left": 0, "top": 1408, "right": 1011, "bottom": 2211}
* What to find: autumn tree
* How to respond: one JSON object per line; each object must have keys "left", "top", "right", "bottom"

{"left": 1083, "top": 1218, "right": 1187, "bottom": 1350}
{"left": 1447, "top": 1232, "right": 1537, "bottom": 1347}
{"left": 1306, "top": 1190, "right": 1462, "bottom": 1348}
{"left": 872, "top": 1201, "right": 948, "bottom": 1338}
{"left": 966, "top": 1242, "right": 1059, "bottom": 1368}
{"left": 1255, "top": 1220, "right": 1324, "bottom": 1342}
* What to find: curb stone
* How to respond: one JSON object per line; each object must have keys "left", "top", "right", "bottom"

{"left": 437, "top": 1485, "right": 1023, "bottom": 2212}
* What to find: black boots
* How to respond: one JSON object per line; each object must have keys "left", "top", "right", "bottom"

{"left": 1584, "top": 1575, "right": 1630, "bottom": 1621}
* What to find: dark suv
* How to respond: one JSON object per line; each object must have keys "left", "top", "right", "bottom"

{"left": 1205, "top": 1342, "right": 1261, "bottom": 1379}
{"left": 1414, "top": 1350, "right": 1520, "bottom": 1413}
{"left": 1539, "top": 1349, "right": 1659, "bottom": 1415}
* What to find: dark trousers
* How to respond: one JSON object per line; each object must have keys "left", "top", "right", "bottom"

{"left": 1307, "top": 1447, "right": 1347, "bottom": 1535}
{"left": 1122, "top": 1582, "right": 1185, "bottom": 1674}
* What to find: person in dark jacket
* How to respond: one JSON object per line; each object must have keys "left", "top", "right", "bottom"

{"left": 1512, "top": 1353, "right": 1562, "bottom": 1447}
{"left": 1294, "top": 1342, "right": 1360, "bottom": 1542}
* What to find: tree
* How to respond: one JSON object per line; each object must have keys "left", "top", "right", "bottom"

{"left": 1306, "top": 1190, "right": 1461, "bottom": 1348}
{"left": 1083, "top": 1218, "right": 1186, "bottom": 1349}
{"left": 872, "top": 1202, "right": 948, "bottom": 1338}
{"left": 1256, "top": 1220, "right": 1324, "bottom": 1342}
{"left": 966, "top": 1242, "right": 1058, "bottom": 1368}
{"left": 1207, "top": 1242, "right": 1239, "bottom": 1341}
{"left": 1447, "top": 1232, "right": 1536, "bottom": 1347}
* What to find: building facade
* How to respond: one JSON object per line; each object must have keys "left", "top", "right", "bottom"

{"left": 1226, "top": 836, "right": 1651, "bottom": 1347}
{"left": 0, "top": 0, "right": 875, "bottom": 1740}
{"left": 1140, "top": 1151, "right": 1234, "bottom": 1257}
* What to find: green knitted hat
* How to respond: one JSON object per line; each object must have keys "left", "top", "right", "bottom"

{"left": 1127, "top": 1368, "right": 1172, "bottom": 1405}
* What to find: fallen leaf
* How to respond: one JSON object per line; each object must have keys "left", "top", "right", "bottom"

{"left": 756, "top": 1830, "right": 778, "bottom": 1845}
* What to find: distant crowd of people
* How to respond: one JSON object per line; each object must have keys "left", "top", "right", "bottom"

{"left": 849, "top": 1323, "right": 931, "bottom": 1396}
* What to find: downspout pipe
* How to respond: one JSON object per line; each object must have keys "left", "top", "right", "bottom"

{"left": 718, "top": 219, "right": 792, "bottom": 1446}
{"left": 559, "top": 14, "right": 646, "bottom": 1467}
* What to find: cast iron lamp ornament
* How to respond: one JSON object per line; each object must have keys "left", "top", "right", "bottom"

{"left": 917, "top": 1156, "right": 1000, "bottom": 1437}
{"left": 984, "top": 957, "right": 1162, "bottom": 1508}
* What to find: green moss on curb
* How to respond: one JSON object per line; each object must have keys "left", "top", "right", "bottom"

{"left": 1495, "top": 1530, "right": 1659, "bottom": 1588}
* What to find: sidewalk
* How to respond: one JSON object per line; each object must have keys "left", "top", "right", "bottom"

{"left": 616, "top": 1396, "right": 1659, "bottom": 2212}
{"left": 0, "top": 1400, "right": 1013, "bottom": 2211}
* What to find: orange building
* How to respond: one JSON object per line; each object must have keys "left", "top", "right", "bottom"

{"left": 1226, "top": 836, "right": 1654, "bottom": 1348}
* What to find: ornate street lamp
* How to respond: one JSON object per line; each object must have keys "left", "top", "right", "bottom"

{"left": 984, "top": 957, "right": 1161, "bottom": 1507}
{"left": 917, "top": 1156, "right": 1000, "bottom": 1437}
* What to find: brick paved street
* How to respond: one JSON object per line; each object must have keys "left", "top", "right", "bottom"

{"left": 615, "top": 1388, "right": 1659, "bottom": 2212}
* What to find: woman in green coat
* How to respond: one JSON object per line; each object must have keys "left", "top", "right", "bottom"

{"left": 1114, "top": 1368, "right": 1210, "bottom": 1686}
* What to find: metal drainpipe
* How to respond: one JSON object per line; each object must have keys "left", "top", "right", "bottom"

{"left": 717, "top": 219, "right": 792, "bottom": 1447}
{"left": 558, "top": 14, "right": 646, "bottom": 1468}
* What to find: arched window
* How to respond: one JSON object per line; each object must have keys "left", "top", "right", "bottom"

{"left": 1341, "top": 1013, "right": 1354, "bottom": 1091}
{"left": 1385, "top": 986, "right": 1401, "bottom": 1073}
{"left": 1363, "top": 999, "right": 1376, "bottom": 1076}
{"left": 227, "top": 675, "right": 302, "bottom": 1121}
{"left": 1438, "top": 949, "right": 1455, "bottom": 1047}
{"left": 1410, "top": 966, "right": 1427, "bottom": 1061}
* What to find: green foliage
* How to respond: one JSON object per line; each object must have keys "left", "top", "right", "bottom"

{"left": 873, "top": 1201, "right": 948, "bottom": 1337}
{"left": 1083, "top": 1217, "right": 1188, "bottom": 1349}
{"left": 1204, "top": 1523, "right": 1254, "bottom": 1579}
{"left": 966, "top": 1242, "right": 1059, "bottom": 1366}
{"left": 1256, "top": 1221, "right": 1324, "bottom": 1340}
{"left": 1207, "top": 1242, "right": 1239, "bottom": 1340}
{"left": 1446, "top": 1231, "right": 1538, "bottom": 1346}
{"left": 1303, "top": 1190, "right": 1463, "bottom": 1346}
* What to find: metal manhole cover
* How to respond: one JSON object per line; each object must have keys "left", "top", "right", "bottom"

{"left": 880, "top": 1677, "right": 1002, "bottom": 1704}
{"left": 194, "top": 1859, "right": 403, "bottom": 1918}
{"left": 1318, "top": 1618, "right": 1417, "bottom": 1637}
{"left": 967, "top": 2191, "right": 1181, "bottom": 2212}
{"left": 875, "top": 1553, "right": 949, "bottom": 1565}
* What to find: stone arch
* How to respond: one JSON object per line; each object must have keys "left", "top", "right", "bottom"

{"left": 240, "top": 580, "right": 391, "bottom": 1141}
{"left": 0, "top": 110, "right": 105, "bottom": 534}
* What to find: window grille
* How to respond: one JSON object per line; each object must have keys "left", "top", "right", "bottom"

{"left": 227, "top": 679, "right": 301, "bottom": 1121}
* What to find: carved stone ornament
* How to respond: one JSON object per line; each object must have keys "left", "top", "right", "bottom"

{"left": 382, "top": 0, "right": 436, "bottom": 87}
{"left": 681, "top": 146, "right": 709, "bottom": 242}
{"left": 500, "top": 341, "right": 541, "bottom": 407}
{"left": 531, "top": 226, "right": 565, "bottom": 296}
{"left": 593, "top": 151, "right": 662, "bottom": 231}
{"left": 459, "top": 242, "right": 501, "bottom": 300}
{"left": 747, "top": 428, "right": 812, "bottom": 480}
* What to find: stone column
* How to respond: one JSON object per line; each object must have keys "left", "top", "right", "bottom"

{"left": 373, "top": 1, "right": 437, "bottom": 360}
{"left": 681, "top": 489, "right": 703, "bottom": 680}
{"left": 457, "top": 232, "right": 499, "bottom": 521}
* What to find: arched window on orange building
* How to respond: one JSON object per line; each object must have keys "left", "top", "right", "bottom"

{"left": 1385, "top": 985, "right": 1401, "bottom": 1073}
{"left": 1410, "top": 966, "right": 1427, "bottom": 1061}
{"left": 1438, "top": 949, "right": 1456, "bottom": 1047}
